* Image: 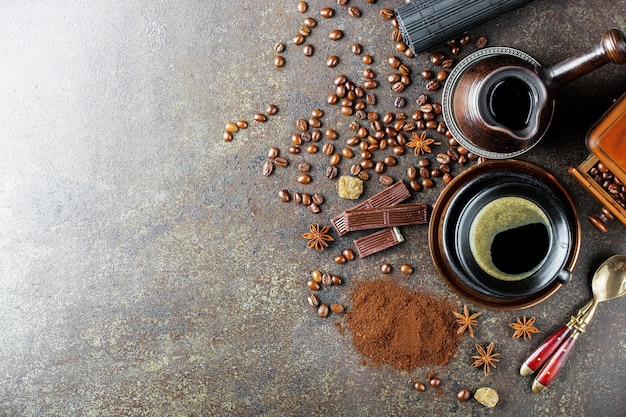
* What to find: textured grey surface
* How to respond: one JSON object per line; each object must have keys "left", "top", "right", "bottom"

{"left": 1, "top": 0, "right": 625, "bottom": 416}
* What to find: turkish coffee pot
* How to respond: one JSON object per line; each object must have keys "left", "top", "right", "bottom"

{"left": 442, "top": 29, "right": 626, "bottom": 159}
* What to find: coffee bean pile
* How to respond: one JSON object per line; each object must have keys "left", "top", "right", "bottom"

{"left": 589, "top": 160, "right": 626, "bottom": 209}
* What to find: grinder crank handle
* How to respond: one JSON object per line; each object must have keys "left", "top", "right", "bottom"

{"left": 520, "top": 300, "right": 593, "bottom": 376}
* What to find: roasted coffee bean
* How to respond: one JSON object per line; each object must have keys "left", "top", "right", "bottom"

{"left": 364, "top": 79, "right": 378, "bottom": 89}
{"left": 307, "top": 293, "right": 320, "bottom": 307}
{"left": 330, "top": 304, "right": 345, "bottom": 314}
{"left": 457, "top": 388, "right": 471, "bottom": 401}
{"left": 312, "top": 193, "right": 324, "bottom": 205}
{"left": 415, "top": 93, "right": 429, "bottom": 106}
{"left": 326, "top": 166, "right": 338, "bottom": 179}
{"left": 320, "top": 7, "right": 335, "bottom": 18}
{"left": 425, "top": 120, "right": 437, "bottom": 130}
{"left": 459, "top": 34, "right": 471, "bottom": 46}
{"left": 288, "top": 146, "right": 300, "bottom": 154}
{"left": 274, "top": 42, "right": 285, "bottom": 53}
{"left": 409, "top": 180, "right": 422, "bottom": 192}
{"left": 430, "top": 168, "right": 442, "bottom": 177}
{"left": 399, "top": 64, "right": 411, "bottom": 76}
{"left": 366, "top": 93, "right": 376, "bottom": 105}
{"left": 317, "top": 304, "right": 329, "bottom": 318}
{"left": 351, "top": 43, "right": 363, "bottom": 55}
{"left": 400, "top": 74, "right": 411, "bottom": 86}
{"left": 263, "top": 161, "right": 274, "bottom": 176}
{"left": 363, "top": 68, "right": 376, "bottom": 79}
{"left": 327, "top": 94, "right": 339, "bottom": 105}
{"left": 343, "top": 248, "right": 355, "bottom": 261}
{"left": 430, "top": 52, "right": 445, "bottom": 65}
{"left": 384, "top": 155, "right": 398, "bottom": 166}
{"left": 334, "top": 254, "right": 347, "bottom": 264}
{"left": 400, "top": 263, "right": 413, "bottom": 274}
{"left": 297, "top": 173, "right": 311, "bottom": 184}
{"left": 381, "top": 263, "right": 392, "bottom": 274}
{"left": 407, "top": 166, "right": 418, "bottom": 180}
{"left": 388, "top": 73, "right": 401, "bottom": 84}
{"left": 476, "top": 36, "right": 488, "bottom": 49}
{"left": 307, "top": 280, "right": 321, "bottom": 291}
{"left": 274, "top": 157, "right": 288, "bottom": 167}
{"left": 303, "top": 44, "right": 314, "bottom": 56}
{"left": 392, "top": 29, "right": 402, "bottom": 42}
{"left": 329, "top": 153, "right": 342, "bottom": 166}
{"left": 392, "top": 145, "right": 405, "bottom": 155}
{"left": 266, "top": 104, "right": 278, "bottom": 115}
{"left": 342, "top": 147, "right": 354, "bottom": 158}
{"left": 374, "top": 161, "right": 385, "bottom": 174}
{"left": 308, "top": 117, "right": 321, "bottom": 129}
{"left": 326, "top": 129, "right": 338, "bottom": 140}
{"left": 348, "top": 6, "right": 361, "bottom": 17}
{"left": 299, "top": 25, "right": 311, "bottom": 37}
{"left": 293, "top": 33, "right": 305, "bottom": 45}
{"left": 326, "top": 55, "right": 339, "bottom": 67}
{"left": 267, "top": 147, "right": 279, "bottom": 159}
{"left": 380, "top": 8, "right": 394, "bottom": 19}
{"left": 298, "top": 162, "right": 311, "bottom": 173}
{"left": 436, "top": 71, "right": 448, "bottom": 82}
{"left": 379, "top": 174, "right": 394, "bottom": 186}
{"left": 322, "top": 272, "right": 332, "bottom": 286}
{"left": 394, "top": 96, "right": 406, "bottom": 108}
{"left": 426, "top": 80, "right": 440, "bottom": 91}
{"left": 329, "top": 29, "right": 343, "bottom": 40}
{"left": 417, "top": 158, "right": 430, "bottom": 168}
{"left": 422, "top": 178, "right": 435, "bottom": 188}
{"left": 293, "top": 192, "right": 302, "bottom": 204}
{"left": 362, "top": 54, "right": 373, "bottom": 65}
{"left": 388, "top": 55, "right": 402, "bottom": 69}
{"left": 442, "top": 58, "right": 454, "bottom": 69}
{"left": 297, "top": 1, "right": 308, "bottom": 13}
{"left": 443, "top": 172, "right": 453, "bottom": 184}
{"left": 308, "top": 203, "right": 321, "bottom": 214}
{"left": 421, "top": 69, "right": 433, "bottom": 79}
{"left": 392, "top": 81, "right": 405, "bottom": 93}
{"left": 278, "top": 189, "right": 291, "bottom": 202}
{"left": 450, "top": 46, "right": 461, "bottom": 56}
{"left": 254, "top": 113, "right": 267, "bottom": 122}
{"left": 396, "top": 42, "right": 408, "bottom": 53}
{"left": 303, "top": 16, "right": 317, "bottom": 27}
{"left": 429, "top": 377, "right": 441, "bottom": 387}
{"left": 331, "top": 275, "right": 343, "bottom": 285}
{"left": 322, "top": 143, "right": 334, "bottom": 156}
{"left": 414, "top": 381, "right": 426, "bottom": 391}
{"left": 296, "top": 118, "right": 308, "bottom": 131}
{"left": 274, "top": 55, "right": 285, "bottom": 67}
{"left": 436, "top": 153, "right": 451, "bottom": 164}
{"left": 301, "top": 193, "right": 312, "bottom": 206}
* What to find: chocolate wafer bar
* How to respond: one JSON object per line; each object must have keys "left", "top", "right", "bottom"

{"left": 354, "top": 227, "right": 404, "bottom": 258}
{"left": 331, "top": 181, "right": 411, "bottom": 236}
{"left": 344, "top": 203, "right": 427, "bottom": 231}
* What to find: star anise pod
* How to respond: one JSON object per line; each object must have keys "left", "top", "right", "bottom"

{"left": 302, "top": 224, "right": 334, "bottom": 251}
{"left": 406, "top": 131, "right": 440, "bottom": 155}
{"left": 509, "top": 316, "right": 540, "bottom": 340}
{"left": 471, "top": 342, "right": 500, "bottom": 376}
{"left": 453, "top": 304, "right": 481, "bottom": 338}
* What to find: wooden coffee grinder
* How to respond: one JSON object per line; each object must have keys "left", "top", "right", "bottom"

{"left": 569, "top": 92, "right": 626, "bottom": 233}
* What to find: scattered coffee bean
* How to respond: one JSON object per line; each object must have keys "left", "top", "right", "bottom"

{"left": 394, "top": 96, "right": 406, "bottom": 108}
{"left": 308, "top": 203, "right": 321, "bottom": 214}
{"left": 293, "top": 33, "right": 305, "bottom": 45}
{"left": 327, "top": 55, "right": 339, "bottom": 67}
{"left": 379, "top": 174, "right": 394, "bottom": 186}
{"left": 273, "top": 55, "right": 285, "bottom": 67}
{"left": 415, "top": 93, "right": 429, "bottom": 106}
{"left": 307, "top": 280, "right": 321, "bottom": 291}
{"left": 348, "top": 6, "right": 361, "bottom": 18}
{"left": 329, "top": 29, "right": 344, "bottom": 40}
{"left": 400, "top": 263, "right": 413, "bottom": 274}
{"left": 303, "top": 17, "right": 317, "bottom": 28}
{"left": 335, "top": 254, "right": 347, "bottom": 264}
{"left": 429, "top": 377, "right": 441, "bottom": 387}
{"left": 331, "top": 275, "right": 343, "bottom": 285}
{"left": 254, "top": 113, "right": 267, "bottom": 122}
{"left": 343, "top": 248, "right": 355, "bottom": 261}
{"left": 381, "top": 263, "right": 392, "bottom": 274}
{"left": 278, "top": 189, "right": 291, "bottom": 202}
{"left": 311, "top": 269, "right": 322, "bottom": 282}
{"left": 321, "top": 272, "right": 333, "bottom": 286}
{"left": 298, "top": 162, "right": 311, "bottom": 172}
{"left": 331, "top": 303, "right": 345, "bottom": 314}
{"left": 274, "top": 42, "right": 285, "bottom": 53}
{"left": 263, "top": 161, "right": 274, "bottom": 177}
{"left": 326, "top": 166, "right": 338, "bottom": 179}
{"left": 362, "top": 54, "right": 373, "bottom": 65}
{"left": 380, "top": 8, "right": 394, "bottom": 19}
{"left": 457, "top": 388, "right": 471, "bottom": 401}
{"left": 426, "top": 80, "right": 441, "bottom": 91}
{"left": 414, "top": 381, "right": 426, "bottom": 392}
{"left": 274, "top": 157, "right": 288, "bottom": 167}
{"left": 318, "top": 303, "right": 330, "bottom": 318}
{"left": 459, "top": 34, "right": 471, "bottom": 46}
{"left": 297, "top": 1, "right": 308, "bottom": 13}
{"left": 303, "top": 44, "right": 314, "bottom": 56}
{"left": 320, "top": 7, "right": 335, "bottom": 18}
{"left": 266, "top": 104, "right": 278, "bottom": 115}
{"left": 430, "top": 52, "right": 445, "bottom": 65}
{"left": 351, "top": 43, "right": 363, "bottom": 55}
{"left": 307, "top": 293, "right": 320, "bottom": 307}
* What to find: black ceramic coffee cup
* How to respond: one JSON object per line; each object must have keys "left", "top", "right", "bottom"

{"left": 429, "top": 160, "right": 581, "bottom": 310}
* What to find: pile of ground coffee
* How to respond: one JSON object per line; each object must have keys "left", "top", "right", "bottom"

{"left": 345, "top": 278, "right": 460, "bottom": 371}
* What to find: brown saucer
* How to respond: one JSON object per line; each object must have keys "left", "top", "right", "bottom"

{"left": 429, "top": 160, "right": 581, "bottom": 310}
